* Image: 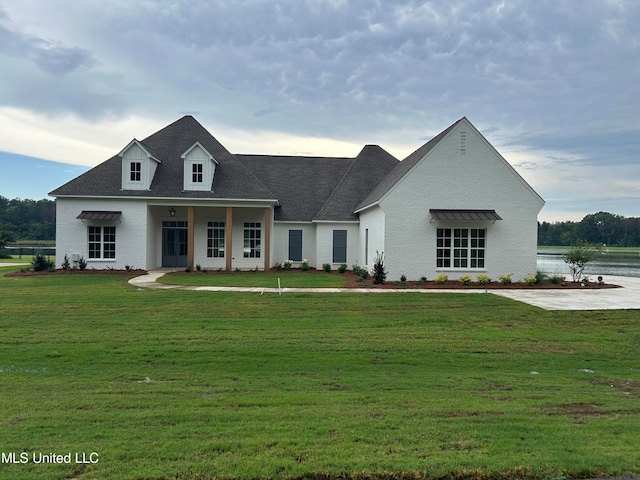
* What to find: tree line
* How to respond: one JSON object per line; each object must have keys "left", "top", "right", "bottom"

{"left": 538, "top": 211, "right": 640, "bottom": 247}
{"left": 0, "top": 196, "right": 56, "bottom": 243}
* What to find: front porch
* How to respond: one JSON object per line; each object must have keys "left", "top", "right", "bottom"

{"left": 148, "top": 203, "right": 274, "bottom": 271}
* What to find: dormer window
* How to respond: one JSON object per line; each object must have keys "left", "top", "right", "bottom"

{"left": 119, "top": 139, "right": 161, "bottom": 191}
{"left": 130, "top": 162, "right": 142, "bottom": 182}
{"left": 192, "top": 163, "right": 203, "bottom": 183}
{"left": 182, "top": 142, "right": 218, "bottom": 191}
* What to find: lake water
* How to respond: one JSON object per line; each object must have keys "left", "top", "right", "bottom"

{"left": 537, "top": 249, "right": 640, "bottom": 278}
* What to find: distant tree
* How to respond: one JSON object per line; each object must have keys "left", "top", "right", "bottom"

{"left": 0, "top": 196, "right": 55, "bottom": 241}
{"left": 0, "top": 228, "right": 16, "bottom": 248}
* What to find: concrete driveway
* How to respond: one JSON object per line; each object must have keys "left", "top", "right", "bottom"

{"left": 491, "top": 275, "right": 640, "bottom": 310}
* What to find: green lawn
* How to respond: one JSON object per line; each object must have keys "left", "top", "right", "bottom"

{"left": 1, "top": 266, "right": 639, "bottom": 480}
{"left": 160, "top": 270, "right": 350, "bottom": 288}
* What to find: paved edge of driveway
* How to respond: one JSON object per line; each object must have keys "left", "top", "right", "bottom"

{"left": 129, "top": 270, "right": 640, "bottom": 311}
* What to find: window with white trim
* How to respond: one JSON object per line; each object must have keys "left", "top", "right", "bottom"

{"left": 192, "top": 163, "right": 203, "bottom": 183}
{"left": 88, "top": 226, "right": 116, "bottom": 259}
{"left": 437, "top": 228, "right": 485, "bottom": 268}
{"left": 130, "top": 162, "right": 141, "bottom": 182}
{"left": 207, "top": 221, "right": 225, "bottom": 258}
{"left": 243, "top": 222, "right": 261, "bottom": 258}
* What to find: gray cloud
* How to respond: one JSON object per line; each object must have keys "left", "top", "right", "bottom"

{"left": 1, "top": 0, "right": 639, "bottom": 219}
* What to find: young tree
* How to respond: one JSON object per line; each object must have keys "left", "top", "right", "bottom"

{"left": 372, "top": 251, "right": 386, "bottom": 284}
{"left": 563, "top": 241, "right": 600, "bottom": 283}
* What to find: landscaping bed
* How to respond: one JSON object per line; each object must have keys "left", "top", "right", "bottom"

{"left": 164, "top": 268, "right": 621, "bottom": 289}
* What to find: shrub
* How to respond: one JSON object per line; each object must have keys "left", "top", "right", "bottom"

{"left": 460, "top": 274, "right": 472, "bottom": 285}
{"left": 301, "top": 259, "right": 309, "bottom": 271}
{"left": 550, "top": 274, "right": 566, "bottom": 284}
{"left": 338, "top": 264, "right": 347, "bottom": 274}
{"left": 322, "top": 263, "right": 331, "bottom": 273}
{"left": 499, "top": 273, "right": 513, "bottom": 285}
{"left": 476, "top": 274, "right": 491, "bottom": 285}
{"left": 372, "top": 251, "right": 386, "bottom": 284}
{"left": 582, "top": 277, "right": 590, "bottom": 286}
{"left": 417, "top": 276, "right": 427, "bottom": 286}
{"left": 396, "top": 274, "right": 407, "bottom": 286}
{"left": 61, "top": 254, "right": 71, "bottom": 270}
{"left": 78, "top": 256, "right": 87, "bottom": 270}
{"left": 282, "top": 259, "right": 293, "bottom": 270}
{"left": 563, "top": 241, "right": 600, "bottom": 283}
{"left": 523, "top": 272, "right": 537, "bottom": 286}
{"left": 535, "top": 271, "right": 549, "bottom": 284}
{"left": 31, "top": 253, "right": 54, "bottom": 272}
{"left": 435, "top": 272, "right": 448, "bottom": 284}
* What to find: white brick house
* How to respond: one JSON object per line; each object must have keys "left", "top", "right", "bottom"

{"left": 50, "top": 116, "right": 544, "bottom": 281}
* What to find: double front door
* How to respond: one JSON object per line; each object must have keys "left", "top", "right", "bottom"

{"left": 162, "top": 222, "right": 188, "bottom": 267}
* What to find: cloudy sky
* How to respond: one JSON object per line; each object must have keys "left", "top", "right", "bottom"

{"left": 1, "top": 0, "right": 638, "bottom": 222}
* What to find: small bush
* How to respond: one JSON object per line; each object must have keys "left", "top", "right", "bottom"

{"left": 476, "top": 274, "right": 491, "bottom": 285}
{"left": 499, "top": 273, "right": 513, "bottom": 285}
{"left": 372, "top": 251, "right": 386, "bottom": 284}
{"left": 283, "top": 259, "right": 293, "bottom": 270}
{"left": 417, "top": 276, "right": 427, "bottom": 286}
{"left": 78, "top": 256, "right": 87, "bottom": 270}
{"left": 523, "top": 272, "right": 537, "bottom": 286}
{"left": 196, "top": 264, "right": 201, "bottom": 271}
{"left": 435, "top": 272, "right": 448, "bottom": 284}
{"left": 460, "top": 274, "right": 472, "bottom": 285}
{"left": 535, "top": 271, "right": 549, "bottom": 284}
{"left": 550, "top": 275, "right": 566, "bottom": 285}
{"left": 301, "top": 259, "right": 310, "bottom": 271}
{"left": 396, "top": 274, "right": 407, "bottom": 286}
{"left": 582, "top": 277, "right": 590, "bottom": 286}
{"left": 125, "top": 265, "right": 134, "bottom": 272}
{"left": 61, "top": 254, "right": 71, "bottom": 270}
{"left": 322, "top": 263, "right": 331, "bottom": 273}
{"left": 185, "top": 265, "right": 191, "bottom": 273}
{"left": 31, "top": 253, "right": 54, "bottom": 272}
{"left": 338, "top": 264, "right": 347, "bottom": 274}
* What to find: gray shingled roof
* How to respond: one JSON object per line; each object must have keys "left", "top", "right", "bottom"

{"left": 50, "top": 116, "right": 276, "bottom": 200}
{"left": 314, "top": 145, "right": 399, "bottom": 221}
{"left": 50, "top": 115, "right": 405, "bottom": 222}
{"left": 355, "top": 117, "right": 464, "bottom": 212}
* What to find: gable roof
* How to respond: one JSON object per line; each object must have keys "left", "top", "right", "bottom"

{"left": 355, "top": 117, "right": 464, "bottom": 212}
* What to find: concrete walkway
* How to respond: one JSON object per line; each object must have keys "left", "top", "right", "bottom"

{"left": 129, "top": 270, "right": 640, "bottom": 311}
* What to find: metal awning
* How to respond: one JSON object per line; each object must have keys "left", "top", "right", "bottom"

{"left": 76, "top": 211, "right": 122, "bottom": 221}
{"left": 429, "top": 209, "right": 502, "bottom": 222}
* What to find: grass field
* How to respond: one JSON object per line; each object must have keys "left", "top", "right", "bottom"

{"left": 1, "top": 265, "right": 639, "bottom": 480}
{"left": 160, "top": 270, "right": 350, "bottom": 288}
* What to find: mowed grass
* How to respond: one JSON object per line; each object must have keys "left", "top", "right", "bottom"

{"left": 159, "top": 270, "right": 349, "bottom": 288}
{"left": 1, "top": 266, "right": 639, "bottom": 480}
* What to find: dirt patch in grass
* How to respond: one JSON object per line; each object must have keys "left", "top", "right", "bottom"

{"left": 541, "top": 402, "right": 610, "bottom": 421}
{"left": 590, "top": 378, "right": 640, "bottom": 397}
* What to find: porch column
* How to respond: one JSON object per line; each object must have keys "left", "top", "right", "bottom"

{"left": 187, "top": 206, "right": 195, "bottom": 270}
{"left": 264, "top": 207, "right": 271, "bottom": 271}
{"left": 226, "top": 207, "right": 233, "bottom": 271}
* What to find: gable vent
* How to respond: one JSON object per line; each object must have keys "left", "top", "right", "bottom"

{"left": 460, "top": 131, "right": 466, "bottom": 155}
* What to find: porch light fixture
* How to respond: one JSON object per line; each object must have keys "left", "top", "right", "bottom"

{"left": 169, "top": 207, "right": 176, "bottom": 217}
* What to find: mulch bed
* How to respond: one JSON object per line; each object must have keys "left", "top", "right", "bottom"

{"left": 176, "top": 268, "right": 620, "bottom": 290}
{"left": 4, "top": 268, "right": 147, "bottom": 277}
{"left": 5, "top": 267, "right": 620, "bottom": 289}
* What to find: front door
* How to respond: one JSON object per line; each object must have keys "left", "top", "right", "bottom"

{"left": 162, "top": 227, "right": 188, "bottom": 267}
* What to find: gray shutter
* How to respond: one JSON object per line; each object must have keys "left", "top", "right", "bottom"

{"left": 332, "top": 230, "right": 347, "bottom": 263}
{"left": 288, "top": 230, "right": 303, "bottom": 261}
